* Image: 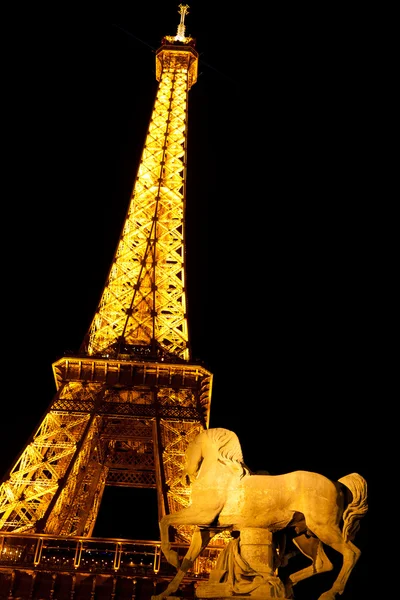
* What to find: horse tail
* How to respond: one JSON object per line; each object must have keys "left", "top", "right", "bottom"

{"left": 338, "top": 473, "right": 368, "bottom": 542}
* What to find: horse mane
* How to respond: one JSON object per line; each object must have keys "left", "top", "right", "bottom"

{"left": 204, "top": 428, "right": 252, "bottom": 478}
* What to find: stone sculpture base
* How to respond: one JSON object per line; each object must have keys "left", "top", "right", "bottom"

{"left": 195, "top": 528, "right": 289, "bottom": 599}
{"left": 195, "top": 582, "right": 290, "bottom": 599}
{"left": 197, "top": 596, "right": 291, "bottom": 600}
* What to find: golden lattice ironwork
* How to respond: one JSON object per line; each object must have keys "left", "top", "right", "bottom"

{"left": 84, "top": 6, "right": 198, "bottom": 363}
{"left": 0, "top": 5, "right": 213, "bottom": 563}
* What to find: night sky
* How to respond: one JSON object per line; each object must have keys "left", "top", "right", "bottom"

{"left": 1, "top": 3, "right": 374, "bottom": 598}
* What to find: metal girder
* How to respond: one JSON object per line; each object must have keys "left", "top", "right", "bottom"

{"left": 0, "top": 368, "right": 211, "bottom": 537}
{"left": 0, "top": 9, "right": 213, "bottom": 552}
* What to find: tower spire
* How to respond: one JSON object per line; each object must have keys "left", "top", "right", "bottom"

{"left": 176, "top": 4, "right": 190, "bottom": 41}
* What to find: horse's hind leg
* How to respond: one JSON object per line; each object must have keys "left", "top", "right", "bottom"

{"left": 307, "top": 519, "right": 361, "bottom": 600}
{"left": 310, "top": 524, "right": 361, "bottom": 600}
{"left": 285, "top": 534, "right": 333, "bottom": 597}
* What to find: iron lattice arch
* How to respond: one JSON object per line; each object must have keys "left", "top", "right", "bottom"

{"left": 0, "top": 359, "right": 212, "bottom": 539}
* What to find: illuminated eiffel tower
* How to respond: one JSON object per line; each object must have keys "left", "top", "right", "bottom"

{"left": 0, "top": 4, "right": 212, "bottom": 550}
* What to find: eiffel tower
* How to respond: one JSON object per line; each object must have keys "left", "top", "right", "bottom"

{"left": 0, "top": 6, "right": 217, "bottom": 598}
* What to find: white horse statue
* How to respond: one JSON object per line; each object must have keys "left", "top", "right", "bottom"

{"left": 152, "top": 428, "right": 368, "bottom": 600}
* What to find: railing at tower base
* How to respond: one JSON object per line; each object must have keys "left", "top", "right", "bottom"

{"left": 0, "top": 533, "right": 223, "bottom": 599}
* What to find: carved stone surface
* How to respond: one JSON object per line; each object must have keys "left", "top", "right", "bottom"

{"left": 196, "top": 582, "right": 290, "bottom": 599}
{"left": 196, "top": 529, "right": 287, "bottom": 599}
{"left": 152, "top": 428, "right": 368, "bottom": 600}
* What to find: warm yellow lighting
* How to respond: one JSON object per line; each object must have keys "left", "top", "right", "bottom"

{"left": 0, "top": 4, "right": 210, "bottom": 542}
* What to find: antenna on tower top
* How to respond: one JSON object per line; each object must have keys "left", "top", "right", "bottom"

{"left": 175, "top": 4, "right": 189, "bottom": 41}
{"left": 163, "top": 4, "right": 195, "bottom": 47}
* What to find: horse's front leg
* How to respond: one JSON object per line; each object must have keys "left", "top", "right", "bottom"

{"left": 159, "top": 513, "right": 181, "bottom": 569}
{"left": 152, "top": 527, "right": 215, "bottom": 600}
{"left": 159, "top": 502, "right": 224, "bottom": 568}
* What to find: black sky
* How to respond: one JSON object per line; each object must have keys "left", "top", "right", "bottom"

{"left": 1, "top": 3, "right": 375, "bottom": 598}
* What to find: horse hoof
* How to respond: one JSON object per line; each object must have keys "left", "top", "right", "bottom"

{"left": 285, "top": 582, "right": 295, "bottom": 599}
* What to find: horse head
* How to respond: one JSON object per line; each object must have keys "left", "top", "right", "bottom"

{"left": 181, "top": 428, "right": 251, "bottom": 486}
{"left": 181, "top": 436, "right": 203, "bottom": 484}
